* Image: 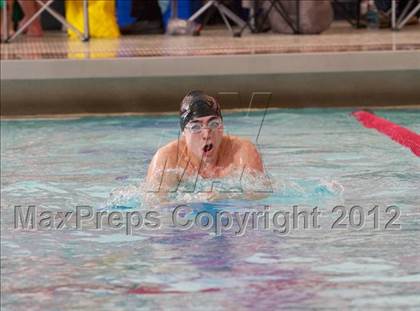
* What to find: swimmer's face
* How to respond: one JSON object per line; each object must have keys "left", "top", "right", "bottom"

{"left": 183, "top": 115, "right": 224, "bottom": 163}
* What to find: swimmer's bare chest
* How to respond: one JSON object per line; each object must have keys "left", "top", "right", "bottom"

{"left": 175, "top": 155, "right": 236, "bottom": 179}
{"left": 174, "top": 138, "right": 239, "bottom": 179}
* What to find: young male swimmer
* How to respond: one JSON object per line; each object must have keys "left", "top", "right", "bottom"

{"left": 146, "top": 91, "right": 266, "bottom": 201}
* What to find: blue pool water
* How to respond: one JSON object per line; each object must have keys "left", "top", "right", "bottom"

{"left": 1, "top": 109, "right": 419, "bottom": 310}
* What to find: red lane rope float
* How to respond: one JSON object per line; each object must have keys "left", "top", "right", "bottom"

{"left": 352, "top": 110, "right": 420, "bottom": 157}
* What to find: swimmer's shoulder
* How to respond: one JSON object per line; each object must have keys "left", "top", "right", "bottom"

{"left": 223, "top": 135, "right": 263, "bottom": 172}
{"left": 163, "top": 139, "right": 184, "bottom": 152}
{"left": 146, "top": 140, "right": 184, "bottom": 188}
{"left": 223, "top": 135, "right": 256, "bottom": 151}
{"left": 150, "top": 139, "right": 184, "bottom": 169}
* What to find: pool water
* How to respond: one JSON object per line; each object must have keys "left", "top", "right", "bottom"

{"left": 1, "top": 109, "right": 419, "bottom": 310}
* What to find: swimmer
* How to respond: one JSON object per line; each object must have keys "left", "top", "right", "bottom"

{"left": 146, "top": 90, "right": 266, "bottom": 200}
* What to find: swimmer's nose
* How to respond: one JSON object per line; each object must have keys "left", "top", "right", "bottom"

{"left": 201, "top": 129, "right": 212, "bottom": 142}
{"left": 201, "top": 127, "right": 211, "bottom": 136}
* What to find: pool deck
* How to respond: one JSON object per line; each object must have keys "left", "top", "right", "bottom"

{"left": 1, "top": 22, "right": 420, "bottom": 116}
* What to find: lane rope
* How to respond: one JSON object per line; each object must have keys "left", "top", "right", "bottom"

{"left": 352, "top": 110, "right": 420, "bottom": 157}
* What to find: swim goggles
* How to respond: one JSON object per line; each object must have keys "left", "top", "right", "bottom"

{"left": 185, "top": 118, "right": 223, "bottom": 134}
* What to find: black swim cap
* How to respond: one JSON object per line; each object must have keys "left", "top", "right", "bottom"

{"left": 179, "top": 91, "right": 222, "bottom": 131}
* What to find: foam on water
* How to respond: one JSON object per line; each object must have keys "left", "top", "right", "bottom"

{"left": 102, "top": 171, "right": 344, "bottom": 210}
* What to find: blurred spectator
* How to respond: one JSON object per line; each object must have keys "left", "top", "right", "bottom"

{"left": 263, "top": 0, "right": 333, "bottom": 34}
{"left": 120, "top": 0, "right": 164, "bottom": 35}
{"left": 361, "top": 0, "right": 419, "bottom": 27}
{"left": 66, "top": 0, "right": 120, "bottom": 38}
{"left": 1, "top": 0, "right": 65, "bottom": 39}
{"left": 18, "top": 0, "right": 43, "bottom": 36}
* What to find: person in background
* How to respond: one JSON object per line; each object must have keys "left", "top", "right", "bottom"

{"left": 1, "top": 0, "right": 42, "bottom": 38}
{"left": 17, "top": 0, "right": 43, "bottom": 36}
{"left": 361, "top": 0, "right": 419, "bottom": 28}
{"left": 121, "top": 0, "right": 164, "bottom": 35}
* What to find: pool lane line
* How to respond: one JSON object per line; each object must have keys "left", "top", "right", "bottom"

{"left": 352, "top": 110, "right": 420, "bottom": 157}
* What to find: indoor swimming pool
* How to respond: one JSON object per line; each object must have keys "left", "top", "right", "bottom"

{"left": 1, "top": 108, "right": 419, "bottom": 310}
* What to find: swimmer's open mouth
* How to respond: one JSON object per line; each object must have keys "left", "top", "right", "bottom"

{"left": 203, "top": 143, "right": 213, "bottom": 153}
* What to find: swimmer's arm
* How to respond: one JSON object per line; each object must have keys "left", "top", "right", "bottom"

{"left": 239, "top": 139, "right": 264, "bottom": 173}
{"left": 145, "top": 147, "right": 179, "bottom": 203}
{"left": 206, "top": 142, "right": 270, "bottom": 202}
{"left": 238, "top": 140, "right": 271, "bottom": 200}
